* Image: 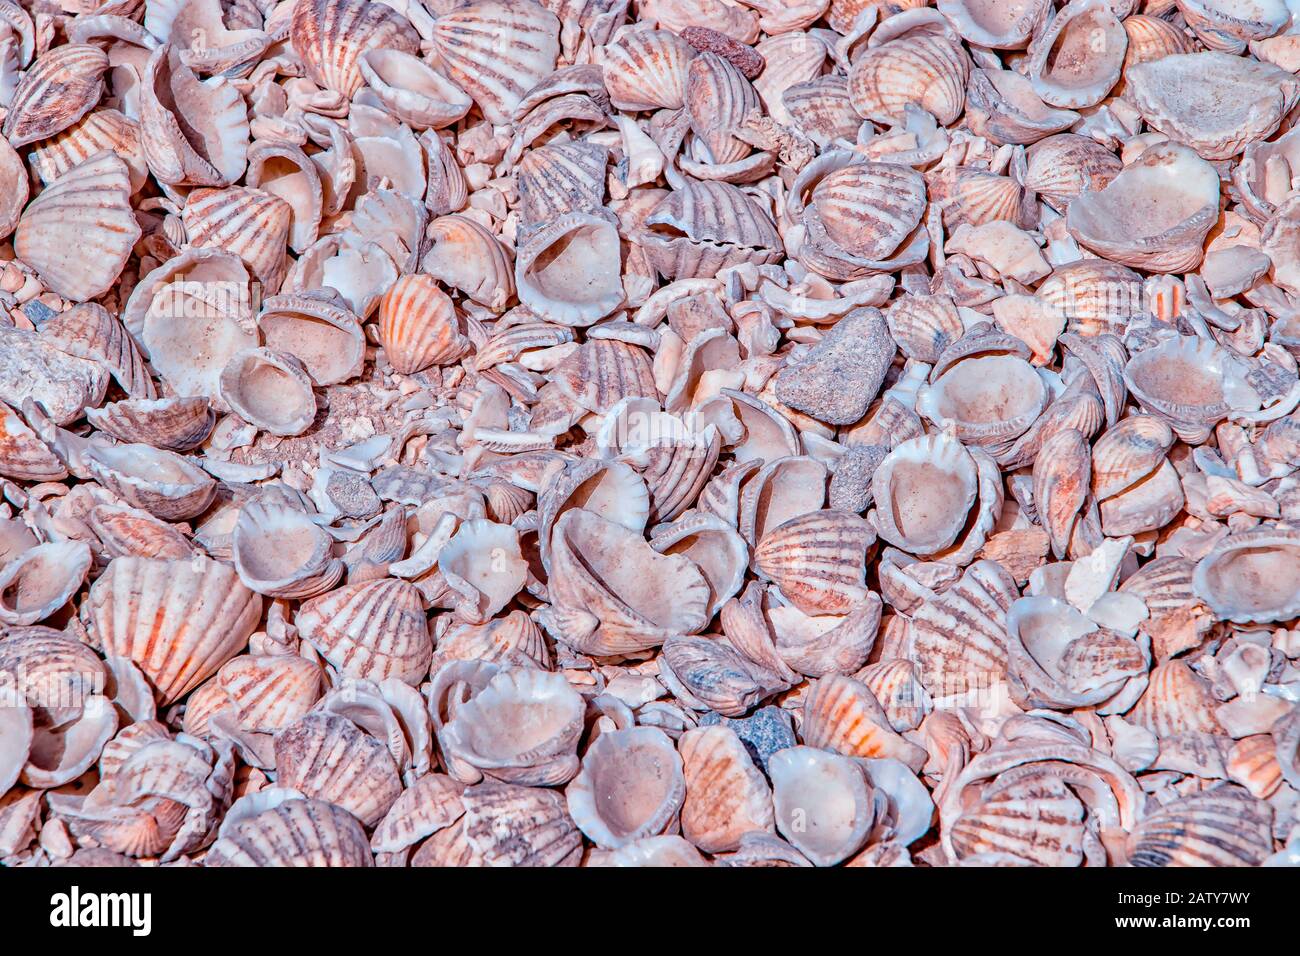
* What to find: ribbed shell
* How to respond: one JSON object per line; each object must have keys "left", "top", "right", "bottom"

{"left": 1127, "top": 660, "right": 1225, "bottom": 737}
{"left": 462, "top": 781, "right": 582, "bottom": 866}
{"left": 274, "top": 713, "right": 401, "bottom": 827}
{"left": 256, "top": 293, "right": 364, "bottom": 386}
{"left": 1023, "top": 134, "right": 1122, "bottom": 213}
{"left": 1037, "top": 260, "right": 1143, "bottom": 338}
{"left": 910, "top": 560, "right": 1019, "bottom": 700}
{"left": 600, "top": 27, "right": 695, "bottom": 111}
{"left": 884, "top": 294, "right": 964, "bottom": 363}
{"left": 754, "top": 510, "right": 872, "bottom": 615}
{"left": 14, "top": 151, "right": 141, "bottom": 302}
{"left": 949, "top": 774, "right": 1085, "bottom": 866}
{"left": 40, "top": 302, "right": 155, "bottom": 399}
{"left": 88, "top": 504, "right": 195, "bottom": 560}
{"left": 810, "top": 161, "right": 927, "bottom": 261}
{"left": 1227, "top": 735, "right": 1283, "bottom": 799}
{"left": 848, "top": 35, "right": 969, "bottom": 126}
{"left": 2, "top": 44, "right": 108, "bottom": 147}
{"left": 782, "top": 75, "right": 860, "bottom": 148}
{"left": 181, "top": 186, "right": 291, "bottom": 291}
{"left": 28, "top": 108, "right": 145, "bottom": 192}
{"left": 294, "top": 578, "right": 432, "bottom": 685}
{"left": 206, "top": 798, "right": 374, "bottom": 866}
{"left": 686, "top": 52, "right": 759, "bottom": 166}
{"left": 552, "top": 339, "right": 656, "bottom": 414}
{"left": 216, "top": 654, "right": 323, "bottom": 734}
{"left": 1122, "top": 13, "right": 1193, "bottom": 70}
{"left": 0, "top": 401, "right": 65, "bottom": 481}
{"left": 802, "top": 674, "right": 926, "bottom": 769}
{"left": 290, "top": 0, "right": 420, "bottom": 97}
{"left": 1126, "top": 786, "right": 1272, "bottom": 867}
{"left": 81, "top": 556, "right": 263, "bottom": 705}
{"left": 642, "top": 180, "right": 782, "bottom": 277}
{"left": 678, "top": 725, "right": 773, "bottom": 854}
{"left": 1032, "top": 428, "right": 1090, "bottom": 559}
{"left": 432, "top": 0, "right": 561, "bottom": 125}
{"left": 1192, "top": 529, "right": 1300, "bottom": 624}
{"left": 378, "top": 274, "right": 469, "bottom": 374}
{"left": 517, "top": 140, "right": 607, "bottom": 227}
{"left": 829, "top": 0, "right": 928, "bottom": 34}
{"left": 1091, "top": 415, "right": 1174, "bottom": 500}
{"left": 85, "top": 397, "right": 214, "bottom": 452}
{"left": 422, "top": 214, "right": 516, "bottom": 310}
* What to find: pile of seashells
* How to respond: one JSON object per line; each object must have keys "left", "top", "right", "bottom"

{"left": 3, "top": 0, "right": 1300, "bottom": 869}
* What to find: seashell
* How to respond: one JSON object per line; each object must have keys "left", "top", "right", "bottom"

{"left": 422, "top": 214, "right": 515, "bottom": 312}
{"left": 1033, "top": 429, "right": 1090, "bottom": 559}
{"left": 782, "top": 75, "right": 860, "bottom": 148}
{"left": 856, "top": 658, "right": 930, "bottom": 732}
{"left": 798, "top": 154, "right": 928, "bottom": 264}
{"left": 1227, "top": 734, "right": 1282, "bottom": 799}
{"left": 1128, "top": 660, "right": 1225, "bottom": 736}
{"left": 206, "top": 796, "right": 373, "bottom": 867}
{"left": 686, "top": 52, "right": 760, "bottom": 166}
{"left": 766, "top": 589, "right": 882, "bottom": 678}
{"left": 14, "top": 151, "right": 141, "bottom": 302}
{"left": 541, "top": 508, "right": 709, "bottom": 655}
{"left": 926, "top": 165, "right": 1034, "bottom": 231}
{"left": 566, "top": 726, "right": 685, "bottom": 849}
{"left": 357, "top": 48, "right": 472, "bottom": 129}
{"left": 1122, "top": 14, "right": 1194, "bottom": 70}
{"left": 1037, "top": 260, "right": 1143, "bottom": 339}
{"left": 274, "top": 713, "right": 401, "bottom": 827}
{"left": 658, "top": 632, "right": 789, "bottom": 716}
{"left": 1091, "top": 414, "right": 1174, "bottom": 501}
{"left": 678, "top": 725, "right": 773, "bottom": 853}
{"left": 2, "top": 44, "right": 108, "bottom": 147}
{"left": 290, "top": 0, "right": 420, "bottom": 98}
{"left": 1126, "top": 51, "right": 1300, "bottom": 161}
{"left": 910, "top": 560, "right": 1019, "bottom": 702}
{"left": 964, "top": 67, "right": 1078, "bottom": 146}
{"left": 0, "top": 541, "right": 92, "bottom": 626}
{"left": 0, "top": 327, "right": 107, "bottom": 426}
{"left": 596, "top": 835, "right": 710, "bottom": 867}
{"left": 181, "top": 186, "right": 292, "bottom": 291}
{"left": 1177, "top": 0, "right": 1290, "bottom": 52}
{"left": 82, "top": 555, "right": 263, "bottom": 705}
{"left": 754, "top": 510, "right": 872, "bottom": 615}
{"left": 883, "top": 295, "right": 965, "bottom": 365}
{"left": 848, "top": 35, "right": 969, "bottom": 126}
{"left": 377, "top": 275, "right": 470, "bottom": 375}
{"left": 1023, "top": 134, "right": 1122, "bottom": 214}
{"left": 0, "top": 137, "right": 26, "bottom": 242}
{"left": 217, "top": 348, "right": 317, "bottom": 437}
{"left": 917, "top": 354, "right": 1049, "bottom": 446}
{"left": 295, "top": 578, "right": 432, "bottom": 685}
{"left": 432, "top": 0, "right": 561, "bottom": 125}
{"left": 1126, "top": 785, "right": 1272, "bottom": 867}
{"left": 437, "top": 519, "right": 528, "bottom": 623}
{"left": 553, "top": 339, "right": 656, "bottom": 414}
{"left": 537, "top": 457, "right": 649, "bottom": 567}
{"left": 0, "top": 401, "right": 65, "bottom": 481}
{"left": 462, "top": 781, "right": 582, "bottom": 866}
{"left": 871, "top": 433, "right": 978, "bottom": 557}
{"left": 1193, "top": 528, "right": 1300, "bottom": 624}
{"left": 211, "top": 653, "right": 324, "bottom": 735}
{"left": 1066, "top": 142, "right": 1220, "bottom": 274}
{"left": 802, "top": 674, "right": 927, "bottom": 770}
{"left": 441, "top": 668, "right": 584, "bottom": 786}
{"left": 88, "top": 504, "right": 194, "bottom": 560}
{"left": 140, "top": 44, "right": 249, "bottom": 187}
{"left": 769, "top": 746, "right": 877, "bottom": 867}
{"left": 85, "top": 397, "right": 214, "bottom": 452}
{"left": 0, "top": 703, "right": 31, "bottom": 797}
{"left": 1025, "top": 0, "right": 1126, "bottom": 109}
{"left": 232, "top": 502, "right": 343, "bottom": 599}
{"left": 1124, "top": 336, "right": 1255, "bottom": 443}
{"left": 640, "top": 180, "right": 782, "bottom": 279}
{"left": 516, "top": 211, "right": 625, "bottom": 326}
{"left": 937, "top": 0, "right": 1049, "bottom": 49}
{"left": 649, "top": 511, "right": 747, "bottom": 618}
{"left": 256, "top": 292, "right": 364, "bottom": 386}
{"left": 371, "top": 773, "right": 466, "bottom": 854}
{"left": 77, "top": 440, "right": 218, "bottom": 520}
{"left": 599, "top": 27, "right": 696, "bottom": 111}
{"left": 245, "top": 141, "right": 324, "bottom": 254}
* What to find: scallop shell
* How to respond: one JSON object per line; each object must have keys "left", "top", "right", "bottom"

{"left": 566, "top": 726, "right": 685, "bottom": 849}
{"left": 754, "top": 509, "right": 872, "bottom": 615}
{"left": 516, "top": 211, "right": 625, "bottom": 326}
{"left": 181, "top": 186, "right": 292, "bottom": 291}
{"left": 14, "top": 151, "right": 141, "bottom": 302}
{"left": 358, "top": 48, "right": 472, "bottom": 130}
{"left": 462, "top": 781, "right": 582, "bottom": 866}
{"left": 371, "top": 773, "right": 466, "bottom": 854}
{"left": 206, "top": 796, "right": 373, "bottom": 867}
{"left": 917, "top": 355, "right": 1049, "bottom": 446}
{"left": 871, "top": 433, "right": 978, "bottom": 557}
{"left": 0, "top": 328, "right": 108, "bottom": 426}
{"left": 0, "top": 401, "right": 65, "bottom": 481}
{"left": 599, "top": 27, "right": 695, "bottom": 111}
{"left": 274, "top": 713, "right": 401, "bottom": 827}
{"left": 537, "top": 457, "right": 650, "bottom": 568}
{"left": 882, "top": 295, "right": 964, "bottom": 365}
{"left": 686, "top": 51, "right": 759, "bottom": 166}
{"left": 295, "top": 578, "right": 432, "bottom": 685}
{"left": 290, "top": 0, "right": 420, "bottom": 98}
{"left": 218, "top": 348, "right": 317, "bottom": 437}
{"left": 1192, "top": 528, "right": 1300, "bottom": 624}
{"left": 377, "top": 274, "right": 469, "bottom": 375}
{"left": 1098, "top": 459, "right": 1185, "bottom": 537}
{"left": 678, "top": 725, "right": 773, "bottom": 853}
{"left": 0, "top": 541, "right": 92, "bottom": 626}
{"left": 1091, "top": 414, "right": 1174, "bottom": 501}
{"left": 2, "top": 44, "right": 108, "bottom": 147}
{"left": 1126, "top": 785, "right": 1272, "bottom": 867}
{"left": 910, "top": 560, "right": 1019, "bottom": 702}
{"left": 85, "top": 396, "right": 214, "bottom": 451}
{"left": 82, "top": 555, "right": 263, "bottom": 705}
{"left": 1023, "top": 133, "right": 1122, "bottom": 214}
{"left": 1123, "top": 335, "right": 1253, "bottom": 443}
{"left": 1025, "top": 0, "right": 1126, "bottom": 109}
{"left": 232, "top": 502, "right": 343, "bottom": 599}
{"left": 802, "top": 674, "right": 927, "bottom": 770}
{"left": 649, "top": 512, "right": 747, "bottom": 618}
{"left": 937, "top": 0, "right": 1049, "bottom": 49}
{"left": 1033, "top": 428, "right": 1090, "bottom": 559}
{"left": 769, "top": 746, "right": 877, "bottom": 867}
{"left": 422, "top": 214, "right": 515, "bottom": 311}
{"left": 640, "top": 180, "right": 782, "bottom": 279}
{"left": 737, "top": 455, "right": 827, "bottom": 546}
{"left": 848, "top": 35, "right": 969, "bottom": 126}
{"left": 782, "top": 75, "right": 860, "bottom": 148}
{"left": 856, "top": 658, "right": 930, "bottom": 732}
{"left": 432, "top": 0, "right": 561, "bottom": 125}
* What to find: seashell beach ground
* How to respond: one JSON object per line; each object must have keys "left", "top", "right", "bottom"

{"left": 4, "top": 0, "right": 1300, "bottom": 869}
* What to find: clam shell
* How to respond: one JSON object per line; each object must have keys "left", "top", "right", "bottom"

{"left": 245, "top": 141, "right": 324, "bottom": 254}
{"left": 206, "top": 796, "right": 373, "bottom": 866}
{"left": 566, "top": 726, "right": 685, "bottom": 849}
{"left": 1032, "top": 428, "right": 1090, "bottom": 559}
{"left": 1023, "top": 134, "right": 1122, "bottom": 213}
{"left": 769, "top": 746, "right": 876, "bottom": 867}
{"left": 256, "top": 293, "right": 364, "bottom": 386}
{"left": 181, "top": 186, "right": 291, "bottom": 291}
{"left": 848, "top": 35, "right": 969, "bottom": 126}
{"left": 964, "top": 67, "right": 1078, "bottom": 146}
{"left": 0, "top": 137, "right": 27, "bottom": 241}
{"left": 290, "top": 0, "right": 420, "bottom": 98}
{"left": 462, "top": 781, "right": 582, "bottom": 866}
{"left": 1123, "top": 335, "right": 1251, "bottom": 443}
{"left": 803, "top": 157, "right": 927, "bottom": 263}
{"left": 1098, "top": 459, "right": 1185, "bottom": 537}
{"left": 910, "top": 560, "right": 1019, "bottom": 702}
{"left": 421, "top": 214, "right": 515, "bottom": 312}
{"left": 516, "top": 211, "right": 624, "bottom": 326}
{"left": 737, "top": 455, "right": 827, "bottom": 546}
{"left": 274, "top": 713, "right": 401, "bottom": 827}
{"left": 937, "top": 0, "right": 1049, "bottom": 48}
{"left": 1193, "top": 528, "right": 1300, "bottom": 624}
{"left": 82, "top": 555, "right": 263, "bottom": 705}
{"left": 856, "top": 658, "right": 930, "bottom": 732}
{"left": 232, "top": 502, "right": 343, "bottom": 599}
{"left": 371, "top": 773, "right": 466, "bottom": 854}
{"left": 0, "top": 541, "right": 92, "bottom": 626}
{"left": 1126, "top": 785, "right": 1272, "bottom": 867}
{"left": 1178, "top": 0, "right": 1290, "bottom": 52}
{"left": 552, "top": 339, "right": 656, "bottom": 414}
{"left": 1122, "top": 13, "right": 1194, "bottom": 70}
{"left": 599, "top": 27, "right": 696, "bottom": 111}
{"left": 88, "top": 504, "right": 195, "bottom": 560}
{"left": 218, "top": 348, "right": 317, "bottom": 437}
{"left": 1025, "top": 0, "right": 1126, "bottom": 109}
{"left": 432, "top": 0, "right": 561, "bottom": 125}
{"left": 85, "top": 396, "right": 214, "bottom": 451}
{"left": 686, "top": 51, "right": 760, "bottom": 166}
{"left": 872, "top": 433, "right": 978, "bottom": 557}
{"left": 782, "top": 75, "right": 860, "bottom": 148}
{"left": 0, "top": 401, "right": 65, "bottom": 481}
{"left": 2, "top": 44, "right": 108, "bottom": 147}
{"left": 640, "top": 180, "right": 782, "bottom": 279}
{"left": 358, "top": 48, "right": 472, "bottom": 129}
{"left": 678, "top": 725, "right": 773, "bottom": 853}
{"left": 754, "top": 509, "right": 873, "bottom": 615}
{"left": 516, "top": 139, "right": 607, "bottom": 227}
{"left": 14, "top": 151, "right": 141, "bottom": 302}
{"left": 295, "top": 578, "right": 432, "bottom": 685}
{"left": 1091, "top": 414, "right": 1174, "bottom": 501}
{"left": 82, "top": 441, "right": 218, "bottom": 520}
{"left": 1037, "top": 260, "right": 1143, "bottom": 339}
{"left": 649, "top": 512, "right": 747, "bottom": 618}
{"left": 802, "top": 674, "right": 927, "bottom": 770}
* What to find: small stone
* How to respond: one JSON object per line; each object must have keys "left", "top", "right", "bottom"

{"left": 699, "top": 705, "right": 796, "bottom": 774}
{"left": 774, "top": 308, "right": 896, "bottom": 426}
{"left": 829, "top": 443, "right": 887, "bottom": 513}
{"left": 680, "top": 26, "right": 765, "bottom": 80}
{"left": 325, "top": 469, "right": 382, "bottom": 518}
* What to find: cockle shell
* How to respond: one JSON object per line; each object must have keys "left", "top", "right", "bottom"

{"left": 600, "top": 27, "right": 696, "bottom": 111}
{"left": 937, "top": 0, "right": 1048, "bottom": 49}
{"left": 910, "top": 560, "right": 1019, "bottom": 702}
{"left": 232, "top": 502, "right": 343, "bottom": 599}
{"left": 1091, "top": 415, "right": 1175, "bottom": 501}
{"left": 295, "top": 578, "right": 432, "bottom": 685}
{"left": 566, "top": 726, "right": 685, "bottom": 849}
{"left": 218, "top": 348, "right": 317, "bottom": 437}
{"left": 436, "top": 519, "right": 528, "bottom": 623}
{"left": 206, "top": 653, "right": 325, "bottom": 736}
{"left": 916, "top": 354, "right": 1049, "bottom": 446}
{"left": 81, "top": 555, "right": 262, "bottom": 705}
{"left": 462, "top": 781, "right": 582, "bottom": 866}
{"left": 1126, "top": 785, "right": 1272, "bottom": 867}
{"left": 14, "top": 151, "right": 141, "bottom": 302}
{"left": 290, "top": 0, "right": 420, "bottom": 98}
{"left": 358, "top": 48, "right": 472, "bottom": 130}
{"left": 88, "top": 504, "right": 194, "bottom": 560}
{"left": 274, "top": 713, "right": 401, "bottom": 827}
{"left": 245, "top": 141, "right": 324, "bottom": 254}
{"left": 964, "top": 67, "right": 1078, "bottom": 146}
{"left": 754, "top": 509, "right": 872, "bottom": 615}
{"left": 181, "top": 186, "right": 292, "bottom": 291}
{"left": 640, "top": 180, "right": 782, "bottom": 279}
{"left": 422, "top": 214, "right": 515, "bottom": 311}
{"left": 678, "top": 725, "right": 773, "bottom": 853}
{"left": 769, "top": 746, "right": 877, "bottom": 867}
{"left": 516, "top": 211, "right": 624, "bottom": 326}
{"left": 848, "top": 34, "right": 969, "bottom": 126}
{"left": 206, "top": 796, "right": 373, "bottom": 866}
{"left": 79, "top": 440, "right": 218, "bottom": 520}
{"left": 378, "top": 274, "right": 470, "bottom": 374}
{"left": 871, "top": 433, "right": 977, "bottom": 557}
{"left": 2, "top": 44, "right": 108, "bottom": 147}
{"left": 802, "top": 674, "right": 927, "bottom": 770}
{"left": 256, "top": 293, "right": 365, "bottom": 386}
{"left": 1123, "top": 335, "right": 1256, "bottom": 443}
{"left": 1193, "top": 528, "right": 1300, "bottom": 624}
{"left": 85, "top": 397, "right": 214, "bottom": 452}
{"left": 1033, "top": 429, "right": 1090, "bottom": 559}
{"left": 1025, "top": 0, "right": 1126, "bottom": 109}
{"left": 1023, "top": 134, "right": 1122, "bottom": 213}
{"left": 686, "top": 51, "right": 760, "bottom": 166}
{"left": 0, "top": 401, "right": 65, "bottom": 481}
{"left": 0, "top": 541, "right": 92, "bottom": 626}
